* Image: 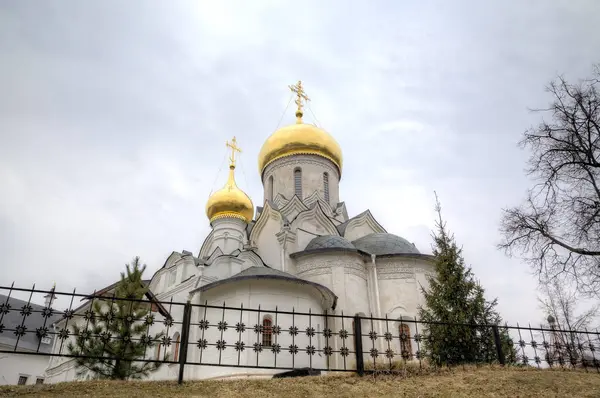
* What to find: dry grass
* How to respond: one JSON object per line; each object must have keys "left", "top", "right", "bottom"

{"left": 2, "top": 367, "right": 600, "bottom": 398}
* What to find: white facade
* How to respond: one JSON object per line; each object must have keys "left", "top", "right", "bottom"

{"left": 0, "top": 349, "right": 50, "bottom": 386}
{"left": 45, "top": 121, "right": 435, "bottom": 382}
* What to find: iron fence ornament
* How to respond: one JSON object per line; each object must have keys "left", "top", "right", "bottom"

{"left": 1, "top": 284, "right": 600, "bottom": 385}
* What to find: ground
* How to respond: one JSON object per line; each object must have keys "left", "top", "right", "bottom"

{"left": 2, "top": 367, "right": 599, "bottom": 397}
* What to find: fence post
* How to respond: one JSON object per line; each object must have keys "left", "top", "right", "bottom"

{"left": 178, "top": 300, "right": 192, "bottom": 384}
{"left": 353, "top": 315, "right": 364, "bottom": 376}
{"left": 492, "top": 324, "right": 506, "bottom": 366}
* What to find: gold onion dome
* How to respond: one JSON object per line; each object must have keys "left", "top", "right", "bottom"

{"left": 206, "top": 137, "right": 254, "bottom": 224}
{"left": 257, "top": 81, "right": 343, "bottom": 176}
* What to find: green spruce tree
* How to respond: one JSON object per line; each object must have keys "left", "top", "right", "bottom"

{"left": 67, "top": 257, "right": 167, "bottom": 379}
{"left": 418, "top": 194, "right": 516, "bottom": 366}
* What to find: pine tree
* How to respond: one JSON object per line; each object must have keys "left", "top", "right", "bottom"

{"left": 418, "top": 194, "right": 516, "bottom": 366}
{"left": 67, "top": 257, "right": 167, "bottom": 379}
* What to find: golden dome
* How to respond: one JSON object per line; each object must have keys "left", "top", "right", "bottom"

{"left": 258, "top": 80, "right": 343, "bottom": 176}
{"left": 206, "top": 137, "right": 254, "bottom": 224}
{"left": 258, "top": 123, "right": 343, "bottom": 176}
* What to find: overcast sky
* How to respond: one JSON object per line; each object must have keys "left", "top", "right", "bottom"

{"left": 1, "top": 0, "right": 599, "bottom": 324}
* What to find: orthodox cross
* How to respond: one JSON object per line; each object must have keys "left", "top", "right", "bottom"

{"left": 226, "top": 136, "right": 242, "bottom": 168}
{"left": 288, "top": 80, "right": 310, "bottom": 122}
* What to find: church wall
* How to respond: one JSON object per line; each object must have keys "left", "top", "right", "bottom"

{"left": 262, "top": 155, "right": 339, "bottom": 208}
{"left": 375, "top": 257, "right": 435, "bottom": 319}
{"left": 295, "top": 252, "right": 370, "bottom": 317}
{"left": 0, "top": 349, "right": 51, "bottom": 385}
{"left": 295, "top": 229, "right": 319, "bottom": 253}
{"left": 252, "top": 216, "right": 282, "bottom": 269}
{"left": 186, "top": 280, "right": 328, "bottom": 379}
{"left": 201, "top": 257, "right": 246, "bottom": 281}
{"left": 207, "top": 218, "right": 247, "bottom": 255}
{"left": 344, "top": 221, "right": 380, "bottom": 242}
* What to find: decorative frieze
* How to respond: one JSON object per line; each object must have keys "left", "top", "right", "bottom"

{"left": 344, "top": 266, "right": 367, "bottom": 280}
{"left": 376, "top": 265, "right": 416, "bottom": 280}
{"left": 297, "top": 268, "right": 332, "bottom": 278}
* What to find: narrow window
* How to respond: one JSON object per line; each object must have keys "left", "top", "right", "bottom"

{"left": 36, "top": 378, "right": 44, "bottom": 385}
{"left": 18, "top": 376, "right": 28, "bottom": 385}
{"left": 172, "top": 332, "right": 181, "bottom": 362}
{"left": 262, "top": 317, "right": 273, "bottom": 347}
{"left": 317, "top": 324, "right": 321, "bottom": 350}
{"left": 156, "top": 342, "right": 162, "bottom": 360}
{"left": 294, "top": 168, "right": 302, "bottom": 198}
{"left": 400, "top": 324, "right": 412, "bottom": 359}
{"left": 268, "top": 175, "right": 274, "bottom": 201}
{"left": 323, "top": 172, "right": 329, "bottom": 202}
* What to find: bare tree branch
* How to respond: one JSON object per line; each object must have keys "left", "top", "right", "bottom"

{"left": 499, "top": 64, "right": 600, "bottom": 298}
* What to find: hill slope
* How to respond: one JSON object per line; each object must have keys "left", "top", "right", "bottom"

{"left": 2, "top": 368, "right": 600, "bottom": 397}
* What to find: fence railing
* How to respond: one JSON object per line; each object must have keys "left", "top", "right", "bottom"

{"left": 1, "top": 284, "right": 599, "bottom": 384}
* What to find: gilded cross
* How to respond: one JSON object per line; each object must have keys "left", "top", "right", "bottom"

{"left": 226, "top": 136, "right": 242, "bottom": 168}
{"left": 288, "top": 80, "right": 310, "bottom": 122}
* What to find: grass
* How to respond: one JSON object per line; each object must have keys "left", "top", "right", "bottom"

{"left": 2, "top": 367, "right": 600, "bottom": 397}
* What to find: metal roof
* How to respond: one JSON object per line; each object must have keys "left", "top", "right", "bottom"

{"left": 305, "top": 235, "right": 355, "bottom": 251}
{"left": 352, "top": 233, "right": 420, "bottom": 255}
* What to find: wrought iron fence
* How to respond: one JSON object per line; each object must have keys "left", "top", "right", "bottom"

{"left": 1, "top": 284, "right": 599, "bottom": 384}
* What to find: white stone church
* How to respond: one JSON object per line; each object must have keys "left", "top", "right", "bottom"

{"left": 45, "top": 82, "right": 435, "bottom": 382}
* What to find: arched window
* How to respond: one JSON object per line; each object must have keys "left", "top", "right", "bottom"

{"left": 268, "top": 175, "right": 274, "bottom": 201}
{"left": 323, "top": 172, "right": 329, "bottom": 202}
{"left": 262, "top": 317, "right": 273, "bottom": 347}
{"left": 399, "top": 324, "right": 412, "bottom": 359}
{"left": 155, "top": 342, "right": 162, "bottom": 360}
{"left": 294, "top": 168, "right": 302, "bottom": 198}
{"left": 172, "top": 332, "right": 181, "bottom": 362}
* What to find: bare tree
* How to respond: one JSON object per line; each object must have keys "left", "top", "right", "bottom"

{"left": 499, "top": 64, "right": 600, "bottom": 298}
{"left": 538, "top": 275, "right": 598, "bottom": 365}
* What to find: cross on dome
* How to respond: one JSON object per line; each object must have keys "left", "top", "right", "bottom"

{"left": 288, "top": 80, "right": 310, "bottom": 123}
{"left": 226, "top": 136, "right": 242, "bottom": 168}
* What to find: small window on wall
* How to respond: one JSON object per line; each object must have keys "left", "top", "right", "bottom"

{"left": 36, "top": 378, "right": 44, "bottom": 385}
{"left": 269, "top": 175, "right": 274, "bottom": 201}
{"left": 18, "top": 376, "right": 28, "bottom": 385}
{"left": 399, "top": 324, "right": 413, "bottom": 359}
{"left": 156, "top": 342, "right": 162, "bottom": 360}
{"left": 323, "top": 172, "right": 330, "bottom": 202}
{"left": 262, "top": 316, "right": 273, "bottom": 347}
{"left": 172, "top": 332, "right": 181, "bottom": 362}
{"left": 294, "top": 168, "right": 302, "bottom": 198}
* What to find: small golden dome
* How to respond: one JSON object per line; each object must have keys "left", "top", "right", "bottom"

{"left": 206, "top": 137, "right": 254, "bottom": 224}
{"left": 258, "top": 123, "right": 343, "bottom": 176}
{"left": 206, "top": 165, "right": 254, "bottom": 224}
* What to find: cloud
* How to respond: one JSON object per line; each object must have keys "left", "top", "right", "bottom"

{"left": 1, "top": 0, "right": 599, "bottom": 325}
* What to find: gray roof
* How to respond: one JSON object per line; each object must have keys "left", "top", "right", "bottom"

{"left": 0, "top": 294, "right": 61, "bottom": 353}
{"left": 234, "top": 267, "right": 294, "bottom": 278}
{"left": 306, "top": 235, "right": 355, "bottom": 251}
{"left": 353, "top": 233, "right": 420, "bottom": 255}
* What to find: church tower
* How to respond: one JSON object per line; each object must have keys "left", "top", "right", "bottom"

{"left": 205, "top": 137, "right": 254, "bottom": 254}
{"left": 257, "top": 81, "right": 342, "bottom": 209}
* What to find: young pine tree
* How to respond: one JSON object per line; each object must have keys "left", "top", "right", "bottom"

{"left": 418, "top": 194, "right": 516, "bottom": 366}
{"left": 67, "top": 257, "right": 167, "bottom": 379}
